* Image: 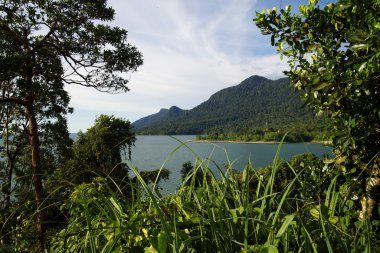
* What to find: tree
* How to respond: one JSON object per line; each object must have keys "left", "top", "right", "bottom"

{"left": 0, "top": 0, "right": 143, "bottom": 250}
{"left": 0, "top": 71, "right": 73, "bottom": 248}
{"left": 180, "top": 161, "right": 210, "bottom": 187}
{"left": 0, "top": 102, "right": 28, "bottom": 247}
{"left": 255, "top": 0, "right": 379, "bottom": 218}
{"left": 59, "top": 115, "right": 136, "bottom": 187}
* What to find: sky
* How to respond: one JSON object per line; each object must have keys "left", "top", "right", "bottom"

{"left": 66, "top": 0, "right": 311, "bottom": 132}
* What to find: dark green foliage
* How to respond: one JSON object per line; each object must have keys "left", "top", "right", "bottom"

{"left": 263, "top": 153, "right": 332, "bottom": 201}
{"left": 0, "top": 81, "right": 73, "bottom": 251}
{"left": 139, "top": 168, "right": 170, "bottom": 190}
{"left": 180, "top": 161, "right": 211, "bottom": 187}
{"left": 180, "top": 161, "right": 193, "bottom": 182}
{"left": 57, "top": 115, "right": 136, "bottom": 187}
{"left": 198, "top": 129, "right": 317, "bottom": 143}
{"left": 49, "top": 177, "right": 151, "bottom": 252}
{"left": 254, "top": 0, "right": 380, "bottom": 188}
{"left": 136, "top": 76, "right": 330, "bottom": 139}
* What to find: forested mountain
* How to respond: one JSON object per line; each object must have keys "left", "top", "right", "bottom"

{"left": 133, "top": 106, "right": 186, "bottom": 129}
{"left": 133, "top": 75, "right": 329, "bottom": 138}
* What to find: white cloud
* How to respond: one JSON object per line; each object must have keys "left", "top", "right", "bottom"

{"left": 67, "top": 0, "right": 289, "bottom": 132}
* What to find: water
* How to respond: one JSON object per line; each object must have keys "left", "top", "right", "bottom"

{"left": 129, "top": 135, "right": 333, "bottom": 193}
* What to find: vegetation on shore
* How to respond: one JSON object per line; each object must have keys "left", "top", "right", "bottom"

{"left": 196, "top": 128, "right": 329, "bottom": 143}
{"left": 48, "top": 147, "right": 379, "bottom": 252}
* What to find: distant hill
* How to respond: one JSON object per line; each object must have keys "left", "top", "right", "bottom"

{"left": 133, "top": 75, "right": 329, "bottom": 137}
{"left": 133, "top": 106, "right": 186, "bottom": 129}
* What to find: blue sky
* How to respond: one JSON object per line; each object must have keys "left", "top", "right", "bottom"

{"left": 66, "top": 0, "right": 321, "bottom": 132}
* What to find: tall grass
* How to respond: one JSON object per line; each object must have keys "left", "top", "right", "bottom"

{"left": 48, "top": 140, "right": 379, "bottom": 252}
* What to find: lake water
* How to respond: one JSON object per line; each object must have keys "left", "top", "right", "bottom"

{"left": 129, "top": 135, "right": 333, "bottom": 193}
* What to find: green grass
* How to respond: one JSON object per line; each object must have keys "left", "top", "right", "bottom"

{"left": 46, "top": 140, "right": 379, "bottom": 253}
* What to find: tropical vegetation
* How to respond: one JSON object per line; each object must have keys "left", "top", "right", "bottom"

{"left": 49, "top": 148, "right": 379, "bottom": 252}
{"left": 255, "top": 0, "right": 380, "bottom": 220}
{"left": 0, "top": 0, "right": 379, "bottom": 252}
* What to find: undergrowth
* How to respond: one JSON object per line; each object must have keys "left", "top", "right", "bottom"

{"left": 47, "top": 140, "right": 379, "bottom": 253}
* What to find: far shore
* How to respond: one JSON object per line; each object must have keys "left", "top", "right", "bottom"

{"left": 194, "top": 139, "right": 286, "bottom": 144}
{"left": 194, "top": 139, "right": 332, "bottom": 145}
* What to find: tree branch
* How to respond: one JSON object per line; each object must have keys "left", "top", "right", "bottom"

{"left": 0, "top": 97, "right": 27, "bottom": 106}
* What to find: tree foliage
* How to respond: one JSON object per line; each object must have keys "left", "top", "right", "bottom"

{"left": 255, "top": 0, "right": 379, "bottom": 168}
{"left": 0, "top": 69, "right": 73, "bottom": 250}
{"left": 0, "top": 0, "right": 142, "bottom": 249}
{"left": 59, "top": 115, "right": 136, "bottom": 187}
{"left": 255, "top": 0, "right": 380, "bottom": 218}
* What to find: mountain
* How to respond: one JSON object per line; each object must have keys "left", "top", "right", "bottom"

{"left": 133, "top": 75, "right": 328, "bottom": 136}
{"left": 132, "top": 106, "right": 186, "bottom": 129}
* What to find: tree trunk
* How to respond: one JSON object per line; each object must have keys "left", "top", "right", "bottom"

{"left": 25, "top": 96, "right": 45, "bottom": 252}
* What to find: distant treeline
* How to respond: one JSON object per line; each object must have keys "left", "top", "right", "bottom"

{"left": 196, "top": 127, "right": 330, "bottom": 143}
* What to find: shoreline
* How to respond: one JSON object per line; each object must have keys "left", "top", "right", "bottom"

{"left": 194, "top": 139, "right": 331, "bottom": 145}
{"left": 194, "top": 139, "right": 286, "bottom": 144}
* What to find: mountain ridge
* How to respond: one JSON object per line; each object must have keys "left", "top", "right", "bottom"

{"left": 132, "top": 75, "right": 328, "bottom": 137}
{"left": 132, "top": 106, "right": 187, "bottom": 129}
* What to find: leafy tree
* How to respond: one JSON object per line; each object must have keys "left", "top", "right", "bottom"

{"left": 0, "top": 80, "right": 73, "bottom": 249}
{"left": 180, "top": 161, "right": 193, "bottom": 183}
{"left": 180, "top": 161, "right": 210, "bottom": 187}
{"left": 0, "top": 0, "right": 143, "bottom": 249}
{"left": 139, "top": 169, "right": 170, "bottom": 190}
{"left": 59, "top": 115, "right": 136, "bottom": 187}
{"left": 255, "top": 0, "right": 379, "bottom": 218}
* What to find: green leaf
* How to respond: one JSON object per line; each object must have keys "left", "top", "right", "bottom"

{"left": 254, "top": 207, "right": 264, "bottom": 214}
{"left": 314, "top": 82, "right": 329, "bottom": 90}
{"left": 358, "top": 62, "right": 367, "bottom": 72}
{"left": 320, "top": 204, "right": 329, "bottom": 218}
{"left": 310, "top": 207, "right": 320, "bottom": 219}
{"left": 323, "top": 159, "right": 335, "bottom": 164}
{"left": 229, "top": 206, "right": 244, "bottom": 223}
{"left": 276, "top": 214, "right": 295, "bottom": 238}
{"left": 230, "top": 209, "right": 238, "bottom": 223}
{"left": 109, "top": 197, "right": 123, "bottom": 215}
{"left": 260, "top": 245, "right": 279, "bottom": 253}
{"left": 350, "top": 44, "right": 368, "bottom": 51}
{"left": 307, "top": 43, "right": 316, "bottom": 51}
{"left": 158, "top": 232, "right": 168, "bottom": 253}
{"left": 144, "top": 245, "right": 159, "bottom": 253}
{"left": 329, "top": 216, "right": 339, "bottom": 224}
{"left": 336, "top": 156, "right": 346, "bottom": 164}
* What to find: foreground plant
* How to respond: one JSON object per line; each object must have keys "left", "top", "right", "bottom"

{"left": 49, "top": 146, "right": 379, "bottom": 252}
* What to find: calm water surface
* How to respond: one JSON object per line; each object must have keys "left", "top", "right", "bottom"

{"left": 129, "top": 135, "right": 333, "bottom": 193}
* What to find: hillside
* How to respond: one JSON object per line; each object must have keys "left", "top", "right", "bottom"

{"left": 133, "top": 106, "right": 186, "bottom": 129}
{"left": 133, "top": 75, "right": 329, "bottom": 137}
